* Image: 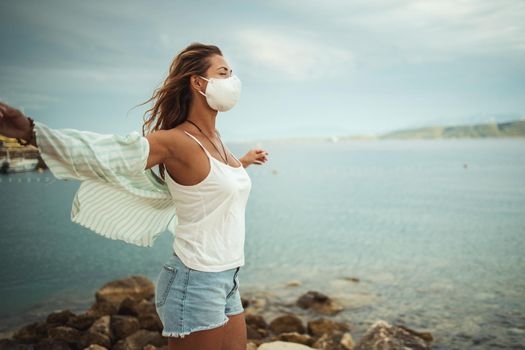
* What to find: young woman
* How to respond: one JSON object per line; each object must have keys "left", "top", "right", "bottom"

{"left": 0, "top": 42, "right": 269, "bottom": 350}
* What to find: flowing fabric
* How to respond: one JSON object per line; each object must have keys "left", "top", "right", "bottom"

{"left": 33, "top": 121, "right": 178, "bottom": 247}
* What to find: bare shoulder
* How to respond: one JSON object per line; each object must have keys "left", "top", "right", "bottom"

{"left": 144, "top": 127, "right": 193, "bottom": 169}
{"left": 161, "top": 126, "right": 199, "bottom": 165}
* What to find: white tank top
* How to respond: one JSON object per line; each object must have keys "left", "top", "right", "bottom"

{"left": 164, "top": 131, "right": 252, "bottom": 272}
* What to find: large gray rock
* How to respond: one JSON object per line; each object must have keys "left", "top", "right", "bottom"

{"left": 354, "top": 320, "right": 433, "bottom": 350}
{"left": 312, "top": 331, "right": 354, "bottom": 350}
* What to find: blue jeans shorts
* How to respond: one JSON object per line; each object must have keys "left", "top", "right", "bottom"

{"left": 154, "top": 252, "right": 244, "bottom": 338}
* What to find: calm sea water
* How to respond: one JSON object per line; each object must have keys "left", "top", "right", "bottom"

{"left": 1, "top": 138, "right": 524, "bottom": 348}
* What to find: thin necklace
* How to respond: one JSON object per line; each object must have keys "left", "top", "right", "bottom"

{"left": 186, "top": 119, "right": 229, "bottom": 164}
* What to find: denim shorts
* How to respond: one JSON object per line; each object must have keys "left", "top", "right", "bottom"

{"left": 154, "top": 252, "right": 244, "bottom": 338}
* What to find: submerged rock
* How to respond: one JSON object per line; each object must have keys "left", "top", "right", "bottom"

{"left": 296, "top": 291, "right": 344, "bottom": 315}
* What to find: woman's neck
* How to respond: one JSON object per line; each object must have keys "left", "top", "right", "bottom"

{"left": 186, "top": 105, "right": 218, "bottom": 136}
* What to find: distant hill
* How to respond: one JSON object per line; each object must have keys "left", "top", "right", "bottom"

{"left": 379, "top": 119, "right": 525, "bottom": 139}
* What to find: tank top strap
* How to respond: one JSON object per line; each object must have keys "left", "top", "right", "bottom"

{"left": 183, "top": 131, "right": 211, "bottom": 156}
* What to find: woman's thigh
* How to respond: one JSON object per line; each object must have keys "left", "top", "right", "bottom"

{"left": 167, "top": 324, "right": 226, "bottom": 350}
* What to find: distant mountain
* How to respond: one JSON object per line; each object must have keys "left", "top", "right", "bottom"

{"left": 379, "top": 119, "right": 525, "bottom": 139}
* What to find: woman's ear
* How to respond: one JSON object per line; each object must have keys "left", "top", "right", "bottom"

{"left": 191, "top": 75, "right": 206, "bottom": 93}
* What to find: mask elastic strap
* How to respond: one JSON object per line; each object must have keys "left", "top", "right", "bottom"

{"left": 198, "top": 76, "right": 209, "bottom": 97}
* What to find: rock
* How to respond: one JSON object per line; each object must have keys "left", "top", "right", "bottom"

{"left": 0, "top": 338, "right": 32, "bottom": 349}
{"left": 307, "top": 318, "right": 351, "bottom": 338}
{"left": 241, "top": 296, "right": 250, "bottom": 309}
{"left": 46, "top": 310, "right": 76, "bottom": 326}
{"left": 297, "top": 291, "right": 344, "bottom": 315}
{"left": 33, "top": 338, "right": 71, "bottom": 350}
{"left": 247, "top": 297, "right": 266, "bottom": 310}
{"left": 312, "top": 331, "right": 354, "bottom": 350}
{"left": 274, "top": 332, "right": 315, "bottom": 346}
{"left": 47, "top": 326, "right": 82, "bottom": 345}
{"left": 137, "top": 313, "right": 163, "bottom": 332}
{"left": 117, "top": 297, "right": 141, "bottom": 316}
{"left": 77, "top": 315, "right": 113, "bottom": 349}
{"left": 110, "top": 315, "right": 140, "bottom": 340}
{"left": 343, "top": 277, "right": 360, "bottom": 283}
{"left": 143, "top": 345, "right": 168, "bottom": 350}
{"left": 258, "top": 340, "right": 315, "bottom": 350}
{"left": 269, "top": 315, "right": 305, "bottom": 335}
{"left": 66, "top": 313, "right": 97, "bottom": 331}
{"left": 286, "top": 280, "right": 302, "bottom": 287}
{"left": 247, "top": 324, "right": 265, "bottom": 340}
{"left": 340, "top": 332, "right": 354, "bottom": 349}
{"left": 95, "top": 275, "right": 154, "bottom": 305}
{"left": 118, "top": 297, "right": 155, "bottom": 317}
{"left": 246, "top": 342, "right": 258, "bottom": 350}
{"left": 245, "top": 314, "right": 269, "bottom": 332}
{"left": 89, "top": 316, "right": 112, "bottom": 338}
{"left": 12, "top": 322, "right": 47, "bottom": 344}
{"left": 354, "top": 320, "right": 433, "bottom": 350}
{"left": 117, "top": 298, "right": 162, "bottom": 332}
{"left": 83, "top": 345, "right": 108, "bottom": 350}
{"left": 79, "top": 330, "right": 111, "bottom": 350}
{"left": 87, "top": 301, "right": 119, "bottom": 318}
{"left": 397, "top": 325, "right": 433, "bottom": 343}
{"left": 112, "top": 329, "right": 166, "bottom": 350}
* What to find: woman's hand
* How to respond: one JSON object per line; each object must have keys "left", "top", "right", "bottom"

{"left": 240, "top": 148, "right": 269, "bottom": 168}
{"left": 0, "top": 102, "right": 33, "bottom": 141}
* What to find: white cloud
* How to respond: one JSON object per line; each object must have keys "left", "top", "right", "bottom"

{"left": 266, "top": 0, "right": 525, "bottom": 65}
{"left": 233, "top": 28, "right": 354, "bottom": 81}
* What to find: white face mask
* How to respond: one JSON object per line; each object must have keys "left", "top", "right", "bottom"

{"left": 198, "top": 74, "right": 241, "bottom": 112}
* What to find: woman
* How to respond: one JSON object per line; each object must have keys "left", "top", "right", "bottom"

{"left": 0, "top": 42, "right": 269, "bottom": 350}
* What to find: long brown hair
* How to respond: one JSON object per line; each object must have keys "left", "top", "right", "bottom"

{"left": 134, "top": 42, "right": 222, "bottom": 180}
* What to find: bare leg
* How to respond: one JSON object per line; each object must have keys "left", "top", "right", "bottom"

{"left": 221, "top": 312, "right": 247, "bottom": 350}
{"left": 167, "top": 321, "right": 227, "bottom": 350}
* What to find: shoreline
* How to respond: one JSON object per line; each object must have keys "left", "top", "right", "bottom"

{"left": 0, "top": 275, "right": 434, "bottom": 349}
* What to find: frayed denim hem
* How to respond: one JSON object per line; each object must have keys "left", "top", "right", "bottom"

{"left": 162, "top": 316, "right": 230, "bottom": 338}
{"left": 225, "top": 309, "right": 244, "bottom": 317}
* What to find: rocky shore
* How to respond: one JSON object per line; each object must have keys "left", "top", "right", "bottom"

{"left": 0, "top": 275, "right": 434, "bottom": 350}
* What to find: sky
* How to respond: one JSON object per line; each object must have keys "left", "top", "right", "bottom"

{"left": 1, "top": 0, "right": 524, "bottom": 142}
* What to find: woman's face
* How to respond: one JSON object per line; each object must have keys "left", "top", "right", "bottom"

{"left": 191, "top": 54, "right": 233, "bottom": 98}
{"left": 205, "top": 54, "right": 233, "bottom": 79}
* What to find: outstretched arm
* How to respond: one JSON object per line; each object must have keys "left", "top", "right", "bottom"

{"left": 33, "top": 121, "right": 150, "bottom": 182}
{"left": 239, "top": 148, "right": 269, "bottom": 168}
{"left": 0, "top": 101, "right": 169, "bottom": 183}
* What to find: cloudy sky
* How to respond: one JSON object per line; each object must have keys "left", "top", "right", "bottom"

{"left": 1, "top": 0, "right": 524, "bottom": 142}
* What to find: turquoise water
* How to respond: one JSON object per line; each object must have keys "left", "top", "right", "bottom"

{"left": 1, "top": 138, "right": 524, "bottom": 348}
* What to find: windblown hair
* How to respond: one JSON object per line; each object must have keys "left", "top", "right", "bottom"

{"left": 134, "top": 42, "right": 222, "bottom": 180}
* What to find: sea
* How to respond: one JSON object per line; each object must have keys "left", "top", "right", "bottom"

{"left": 1, "top": 137, "right": 524, "bottom": 349}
